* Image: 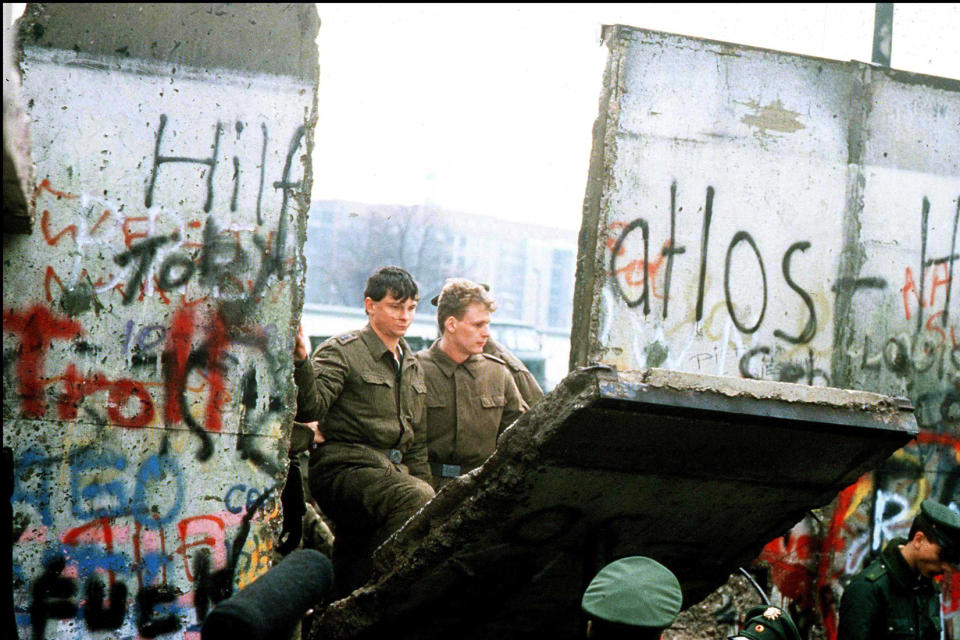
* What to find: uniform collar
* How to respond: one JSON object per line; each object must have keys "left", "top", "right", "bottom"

{"left": 428, "top": 341, "right": 480, "bottom": 378}
{"left": 360, "top": 323, "right": 410, "bottom": 365}
{"left": 882, "top": 537, "right": 933, "bottom": 591}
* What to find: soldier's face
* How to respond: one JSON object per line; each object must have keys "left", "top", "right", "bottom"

{"left": 447, "top": 302, "right": 491, "bottom": 356}
{"left": 914, "top": 533, "right": 954, "bottom": 578}
{"left": 366, "top": 293, "right": 417, "bottom": 340}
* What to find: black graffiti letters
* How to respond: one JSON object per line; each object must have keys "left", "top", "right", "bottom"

{"left": 84, "top": 575, "right": 128, "bottom": 631}
{"left": 610, "top": 218, "right": 650, "bottom": 313}
{"left": 724, "top": 231, "right": 767, "bottom": 335}
{"left": 30, "top": 556, "right": 77, "bottom": 640}
{"left": 137, "top": 584, "right": 182, "bottom": 638}
{"left": 774, "top": 241, "right": 817, "bottom": 344}
{"left": 145, "top": 114, "right": 221, "bottom": 212}
{"left": 662, "top": 181, "right": 686, "bottom": 319}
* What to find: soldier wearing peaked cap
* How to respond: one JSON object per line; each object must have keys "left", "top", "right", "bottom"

{"left": 838, "top": 498, "right": 960, "bottom": 640}
{"left": 418, "top": 279, "right": 527, "bottom": 490}
{"left": 729, "top": 606, "right": 802, "bottom": 640}
{"left": 580, "top": 556, "right": 683, "bottom": 639}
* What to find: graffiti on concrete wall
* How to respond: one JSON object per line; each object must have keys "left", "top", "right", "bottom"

{"left": 599, "top": 177, "right": 959, "bottom": 640}
{"left": 582, "top": 27, "right": 960, "bottom": 640}
{"left": 4, "top": 47, "right": 313, "bottom": 639}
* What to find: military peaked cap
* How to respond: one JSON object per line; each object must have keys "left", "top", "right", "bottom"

{"left": 581, "top": 556, "right": 682, "bottom": 629}
{"left": 921, "top": 498, "right": 960, "bottom": 564}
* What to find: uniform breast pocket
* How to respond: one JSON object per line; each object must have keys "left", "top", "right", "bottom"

{"left": 408, "top": 378, "right": 427, "bottom": 424}
{"left": 359, "top": 371, "right": 394, "bottom": 407}
{"left": 480, "top": 395, "right": 506, "bottom": 410}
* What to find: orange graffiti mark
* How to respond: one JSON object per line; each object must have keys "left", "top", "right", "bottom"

{"left": 122, "top": 216, "right": 150, "bottom": 248}
{"left": 924, "top": 311, "right": 959, "bottom": 347}
{"left": 43, "top": 266, "right": 65, "bottom": 302}
{"left": 152, "top": 276, "right": 171, "bottom": 305}
{"left": 614, "top": 241, "right": 675, "bottom": 300}
{"left": 89, "top": 208, "right": 113, "bottom": 234}
{"left": 915, "top": 430, "right": 960, "bottom": 457}
{"left": 902, "top": 264, "right": 954, "bottom": 321}
{"left": 40, "top": 209, "right": 76, "bottom": 246}
{"left": 35, "top": 178, "right": 78, "bottom": 200}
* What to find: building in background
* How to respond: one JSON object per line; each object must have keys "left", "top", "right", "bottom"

{"left": 303, "top": 199, "right": 578, "bottom": 389}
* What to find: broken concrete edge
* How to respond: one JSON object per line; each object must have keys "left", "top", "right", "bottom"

{"left": 617, "top": 368, "right": 916, "bottom": 422}
{"left": 610, "top": 24, "right": 960, "bottom": 94}
{"left": 306, "top": 365, "right": 917, "bottom": 638}
{"left": 3, "top": 8, "right": 36, "bottom": 234}
{"left": 17, "top": 3, "right": 321, "bottom": 83}
{"left": 569, "top": 26, "right": 625, "bottom": 371}
{"left": 307, "top": 369, "right": 604, "bottom": 639}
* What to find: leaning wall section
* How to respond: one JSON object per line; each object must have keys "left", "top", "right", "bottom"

{"left": 572, "top": 25, "right": 959, "bottom": 638}
{"left": 3, "top": 4, "right": 318, "bottom": 639}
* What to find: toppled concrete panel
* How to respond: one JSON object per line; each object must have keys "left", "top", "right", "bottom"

{"left": 309, "top": 367, "right": 915, "bottom": 640}
{"left": 4, "top": 4, "right": 318, "bottom": 639}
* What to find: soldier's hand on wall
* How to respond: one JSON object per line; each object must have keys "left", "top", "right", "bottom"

{"left": 295, "top": 323, "right": 309, "bottom": 361}
{"left": 303, "top": 420, "right": 324, "bottom": 444}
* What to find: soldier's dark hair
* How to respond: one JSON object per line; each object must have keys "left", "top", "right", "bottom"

{"left": 909, "top": 511, "right": 939, "bottom": 544}
{"left": 364, "top": 266, "right": 419, "bottom": 303}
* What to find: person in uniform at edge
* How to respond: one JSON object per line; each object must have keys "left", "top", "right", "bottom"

{"left": 838, "top": 498, "right": 960, "bottom": 640}
{"left": 430, "top": 285, "right": 544, "bottom": 407}
{"left": 729, "top": 606, "right": 802, "bottom": 640}
{"left": 293, "top": 266, "right": 434, "bottom": 594}
{"left": 580, "top": 556, "right": 683, "bottom": 639}
{"left": 417, "top": 279, "right": 527, "bottom": 490}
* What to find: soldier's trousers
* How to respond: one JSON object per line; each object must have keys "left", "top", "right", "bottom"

{"left": 309, "top": 458, "right": 434, "bottom": 594}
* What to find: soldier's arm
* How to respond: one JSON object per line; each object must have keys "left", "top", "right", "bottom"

{"left": 294, "top": 357, "right": 321, "bottom": 422}
{"left": 514, "top": 369, "right": 544, "bottom": 405}
{"left": 499, "top": 374, "right": 528, "bottom": 435}
{"left": 405, "top": 399, "right": 432, "bottom": 483}
{"left": 837, "top": 579, "right": 882, "bottom": 640}
{"left": 294, "top": 341, "right": 349, "bottom": 424}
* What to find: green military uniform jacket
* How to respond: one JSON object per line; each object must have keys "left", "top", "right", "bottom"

{"left": 483, "top": 337, "right": 544, "bottom": 406}
{"left": 416, "top": 342, "right": 527, "bottom": 483}
{"left": 294, "top": 324, "right": 430, "bottom": 482}
{"left": 838, "top": 537, "right": 943, "bottom": 640}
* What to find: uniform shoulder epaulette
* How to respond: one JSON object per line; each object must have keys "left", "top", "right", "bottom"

{"left": 862, "top": 559, "right": 887, "bottom": 582}
{"left": 335, "top": 332, "right": 360, "bottom": 346}
{"left": 481, "top": 353, "right": 507, "bottom": 366}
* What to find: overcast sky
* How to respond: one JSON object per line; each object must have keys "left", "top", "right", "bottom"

{"left": 9, "top": 3, "right": 960, "bottom": 230}
{"left": 310, "top": 3, "right": 959, "bottom": 231}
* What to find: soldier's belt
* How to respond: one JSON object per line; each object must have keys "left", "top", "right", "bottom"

{"left": 429, "top": 462, "right": 462, "bottom": 478}
{"left": 375, "top": 448, "right": 404, "bottom": 464}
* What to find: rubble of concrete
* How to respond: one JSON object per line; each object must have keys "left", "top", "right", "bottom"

{"left": 308, "top": 366, "right": 915, "bottom": 639}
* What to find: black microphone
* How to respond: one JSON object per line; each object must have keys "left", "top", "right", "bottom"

{"left": 202, "top": 549, "right": 334, "bottom": 640}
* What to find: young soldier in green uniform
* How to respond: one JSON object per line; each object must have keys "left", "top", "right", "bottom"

{"left": 417, "top": 279, "right": 527, "bottom": 489}
{"left": 580, "top": 555, "right": 683, "bottom": 639}
{"left": 838, "top": 498, "right": 960, "bottom": 640}
{"left": 293, "top": 266, "right": 434, "bottom": 593}
{"left": 430, "top": 286, "right": 545, "bottom": 407}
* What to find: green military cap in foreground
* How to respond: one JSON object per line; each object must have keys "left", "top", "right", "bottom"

{"left": 581, "top": 556, "right": 682, "bottom": 628}
{"left": 921, "top": 498, "right": 960, "bottom": 563}
{"left": 730, "top": 605, "right": 802, "bottom": 640}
